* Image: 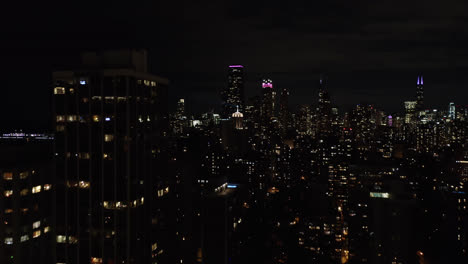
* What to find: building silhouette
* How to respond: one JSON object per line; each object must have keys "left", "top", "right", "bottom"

{"left": 52, "top": 49, "right": 169, "bottom": 264}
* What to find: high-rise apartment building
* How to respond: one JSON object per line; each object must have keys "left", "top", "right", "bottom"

{"left": 52, "top": 49, "right": 169, "bottom": 264}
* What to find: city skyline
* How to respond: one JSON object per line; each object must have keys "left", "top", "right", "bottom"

{"left": 0, "top": 49, "right": 467, "bottom": 264}
{"left": 1, "top": 1, "right": 468, "bottom": 263}
{"left": 1, "top": 61, "right": 467, "bottom": 130}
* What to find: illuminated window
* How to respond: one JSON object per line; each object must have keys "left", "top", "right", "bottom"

{"left": 151, "top": 81, "right": 156, "bottom": 87}
{"left": 78, "top": 153, "right": 90, "bottom": 159}
{"left": 4, "top": 237, "right": 13, "bottom": 245}
{"left": 5, "top": 209, "right": 13, "bottom": 214}
{"left": 369, "top": 192, "right": 390, "bottom": 199}
{"left": 57, "top": 235, "right": 77, "bottom": 244}
{"left": 92, "top": 115, "right": 100, "bottom": 122}
{"left": 56, "top": 115, "right": 66, "bottom": 122}
{"left": 32, "top": 185, "right": 41, "bottom": 194}
{"left": 33, "top": 230, "right": 41, "bottom": 238}
{"left": 104, "top": 134, "right": 114, "bottom": 142}
{"left": 19, "top": 171, "right": 28, "bottom": 179}
{"left": 54, "top": 87, "right": 65, "bottom": 94}
{"left": 67, "top": 115, "right": 77, "bottom": 122}
{"left": 33, "top": 221, "right": 41, "bottom": 229}
{"left": 152, "top": 242, "right": 158, "bottom": 251}
{"left": 103, "top": 153, "right": 111, "bottom": 160}
{"left": 91, "top": 257, "right": 103, "bottom": 264}
{"left": 79, "top": 181, "right": 90, "bottom": 189}
{"left": 82, "top": 97, "right": 89, "bottom": 103}
{"left": 4, "top": 190, "right": 13, "bottom": 197}
{"left": 3, "top": 172, "right": 13, "bottom": 180}
{"left": 69, "top": 88, "right": 75, "bottom": 94}
{"left": 44, "top": 184, "right": 52, "bottom": 191}
{"left": 56, "top": 125, "right": 65, "bottom": 131}
{"left": 20, "top": 188, "right": 29, "bottom": 196}
{"left": 44, "top": 226, "right": 50, "bottom": 233}
{"left": 21, "top": 235, "right": 29, "bottom": 242}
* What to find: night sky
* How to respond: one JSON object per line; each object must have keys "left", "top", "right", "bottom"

{"left": 1, "top": 0, "right": 468, "bottom": 129}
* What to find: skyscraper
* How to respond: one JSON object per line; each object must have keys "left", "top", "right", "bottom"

{"left": 52, "top": 49, "right": 169, "bottom": 264}
{"left": 222, "top": 65, "right": 245, "bottom": 118}
{"left": 260, "top": 79, "right": 275, "bottom": 125}
{"left": 279, "top": 88, "right": 290, "bottom": 135}
{"left": 416, "top": 75, "right": 424, "bottom": 111}
{"left": 404, "top": 101, "right": 417, "bottom": 124}
{"left": 449, "top": 102, "right": 456, "bottom": 120}
{"left": 317, "top": 76, "right": 332, "bottom": 134}
{"left": 172, "top": 98, "right": 187, "bottom": 134}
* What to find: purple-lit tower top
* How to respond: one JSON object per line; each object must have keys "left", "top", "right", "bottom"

{"left": 416, "top": 74, "right": 424, "bottom": 110}
{"left": 417, "top": 75, "right": 424, "bottom": 85}
{"left": 229, "top": 65, "right": 244, "bottom": 68}
{"left": 262, "top": 79, "right": 273, "bottom": 88}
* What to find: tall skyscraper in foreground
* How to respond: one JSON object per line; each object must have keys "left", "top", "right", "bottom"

{"left": 52, "top": 49, "right": 169, "bottom": 264}
{"left": 416, "top": 75, "right": 424, "bottom": 111}
{"left": 221, "top": 65, "right": 244, "bottom": 118}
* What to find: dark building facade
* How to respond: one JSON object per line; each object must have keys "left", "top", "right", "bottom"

{"left": 52, "top": 49, "right": 169, "bottom": 264}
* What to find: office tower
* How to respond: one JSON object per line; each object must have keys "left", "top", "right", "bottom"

{"left": 260, "top": 79, "right": 275, "bottom": 122}
{"left": 317, "top": 76, "right": 332, "bottom": 134}
{"left": 449, "top": 102, "right": 456, "bottom": 120}
{"left": 52, "top": 49, "right": 169, "bottom": 264}
{"left": 279, "top": 88, "right": 290, "bottom": 135}
{"left": 0, "top": 132, "right": 54, "bottom": 264}
{"left": 172, "top": 99, "right": 187, "bottom": 134}
{"left": 404, "top": 101, "right": 417, "bottom": 124}
{"left": 221, "top": 65, "right": 245, "bottom": 118}
{"left": 176, "top": 99, "right": 185, "bottom": 119}
{"left": 416, "top": 75, "right": 424, "bottom": 111}
{"left": 296, "top": 105, "right": 313, "bottom": 136}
